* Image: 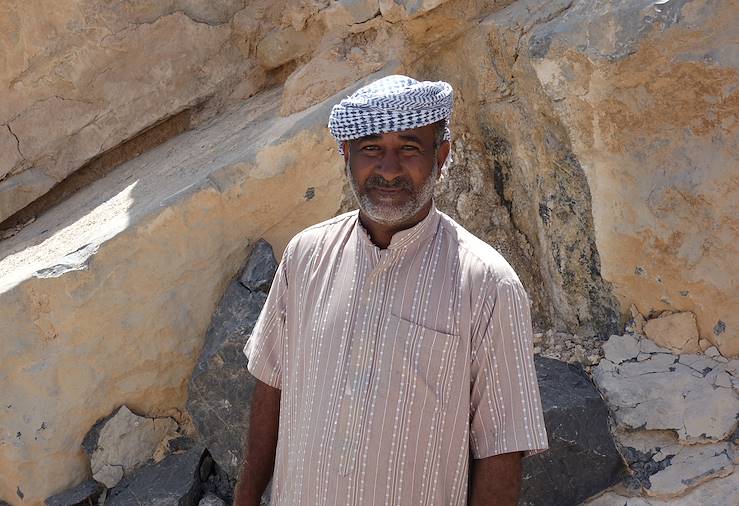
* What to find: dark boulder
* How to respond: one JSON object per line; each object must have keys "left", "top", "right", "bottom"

{"left": 520, "top": 356, "right": 625, "bottom": 505}
{"left": 187, "top": 240, "right": 277, "bottom": 478}
{"left": 45, "top": 480, "right": 105, "bottom": 506}
{"left": 106, "top": 445, "right": 207, "bottom": 506}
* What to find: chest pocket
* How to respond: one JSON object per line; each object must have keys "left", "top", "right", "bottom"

{"left": 386, "top": 313, "right": 460, "bottom": 415}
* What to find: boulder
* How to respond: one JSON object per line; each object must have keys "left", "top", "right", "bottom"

{"left": 520, "top": 357, "right": 625, "bottom": 505}
{"left": 187, "top": 240, "right": 277, "bottom": 477}
{"left": 593, "top": 335, "right": 739, "bottom": 442}
{"left": 106, "top": 445, "right": 207, "bottom": 506}
{"left": 44, "top": 480, "right": 104, "bottom": 506}
{"left": 643, "top": 312, "right": 700, "bottom": 354}
{"left": 82, "top": 405, "right": 176, "bottom": 488}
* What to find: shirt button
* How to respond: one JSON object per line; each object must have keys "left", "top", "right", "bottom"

{"left": 344, "top": 384, "right": 352, "bottom": 396}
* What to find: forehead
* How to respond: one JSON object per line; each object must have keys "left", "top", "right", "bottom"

{"left": 354, "top": 123, "right": 437, "bottom": 143}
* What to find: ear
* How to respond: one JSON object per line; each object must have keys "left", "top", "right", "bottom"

{"left": 436, "top": 140, "right": 451, "bottom": 178}
{"left": 343, "top": 141, "right": 350, "bottom": 165}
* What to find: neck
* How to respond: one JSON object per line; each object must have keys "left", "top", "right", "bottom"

{"left": 358, "top": 200, "right": 434, "bottom": 249}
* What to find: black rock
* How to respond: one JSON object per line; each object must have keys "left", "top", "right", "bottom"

{"left": 520, "top": 357, "right": 626, "bottom": 506}
{"left": 239, "top": 240, "right": 278, "bottom": 293}
{"left": 187, "top": 240, "right": 277, "bottom": 478}
{"left": 106, "top": 446, "right": 207, "bottom": 506}
{"left": 45, "top": 480, "right": 104, "bottom": 506}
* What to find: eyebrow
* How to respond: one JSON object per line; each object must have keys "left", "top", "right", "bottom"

{"left": 355, "top": 133, "right": 424, "bottom": 143}
{"left": 397, "top": 133, "right": 423, "bottom": 144}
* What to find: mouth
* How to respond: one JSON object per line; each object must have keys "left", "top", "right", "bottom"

{"left": 369, "top": 186, "right": 407, "bottom": 199}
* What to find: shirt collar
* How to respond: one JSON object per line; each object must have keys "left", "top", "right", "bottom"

{"left": 355, "top": 202, "right": 441, "bottom": 252}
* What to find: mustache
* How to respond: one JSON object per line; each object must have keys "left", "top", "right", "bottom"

{"left": 365, "top": 175, "right": 412, "bottom": 191}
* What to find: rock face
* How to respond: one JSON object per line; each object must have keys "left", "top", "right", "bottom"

{"left": 187, "top": 240, "right": 277, "bottom": 478}
{"left": 593, "top": 334, "right": 739, "bottom": 442}
{"left": 0, "top": 0, "right": 275, "bottom": 222}
{"left": 520, "top": 357, "right": 624, "bottom": 505}
{"left": 0, "top": 88, "right": 345, "bottom": 502}
{"left": 528, "top": 0, "right": 739, "bottom": 355}
{"left": 82, "top": 405, "right": 176, "bottom": 488}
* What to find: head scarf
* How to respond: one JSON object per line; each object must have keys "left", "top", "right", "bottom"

{"left": 328, "top": 75, "right": 453, "bottom": 155}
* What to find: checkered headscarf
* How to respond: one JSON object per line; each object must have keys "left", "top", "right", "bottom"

{"left": 328, "top": 75, "right": 453, "bottom": 155}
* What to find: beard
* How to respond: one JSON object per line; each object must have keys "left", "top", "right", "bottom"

{"left": 346, "top": 159, "right": 438, "bottom": 226}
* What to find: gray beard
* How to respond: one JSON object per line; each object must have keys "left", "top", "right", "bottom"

{"left": 346, "top": 160, "right": 438, "bottom": 226}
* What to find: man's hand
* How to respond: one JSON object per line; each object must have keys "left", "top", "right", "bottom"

{"left": 468, "top": 451, "right": 523, "bottom": 506}
{"left": 233, "top": 378, "right": 281, "bottom": 506}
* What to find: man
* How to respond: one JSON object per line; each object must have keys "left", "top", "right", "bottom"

{"left": 237, "top": 75, "right": 548, "bottom": 506}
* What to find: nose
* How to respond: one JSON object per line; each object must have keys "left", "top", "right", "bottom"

{"left": 376, "top": 149, "right": 403, "bottom": 180}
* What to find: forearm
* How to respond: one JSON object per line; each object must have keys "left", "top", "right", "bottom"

{"left": 468, "top": 451, "right": 523, "bottom": 506}
{"left": 234, "top": 378, "right": 281, "bottom": 506}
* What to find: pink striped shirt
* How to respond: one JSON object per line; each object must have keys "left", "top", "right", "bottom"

{"left": 244, "top": 204, "right": 548, "bottom": 505}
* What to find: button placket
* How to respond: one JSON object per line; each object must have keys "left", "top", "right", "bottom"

{"left": 338, "top": 267, "right": 388, "bottom": 476}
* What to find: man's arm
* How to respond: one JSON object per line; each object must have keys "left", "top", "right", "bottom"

{"left": 234, "top": 378, "right": 281, "bottom": 506}
{"left": 468, "top": 451, "right": 523, "bottom": 506}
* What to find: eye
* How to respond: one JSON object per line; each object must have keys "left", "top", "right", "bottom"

{"left": 401, "top": 144, "right": 420, "bottom": 151}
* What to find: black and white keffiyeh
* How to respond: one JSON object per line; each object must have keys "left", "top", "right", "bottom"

{"left": 328, "top": 75, "right": 453, "bottom": 155}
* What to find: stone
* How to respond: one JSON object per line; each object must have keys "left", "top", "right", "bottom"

{"left": 379, "top": 0, "right": 447, "bottom": 22}
{"left": 629, "top": 304, "right": 646, "bottom": 334}
{"left": 187, "top": 243, "right": 276, "bottom": 477}
{"left": 199, "top": 494, "right": 226, "bottom": 506}
{"left": 593, "top": 337, "right": 739, "bottom": 442}
{"left": 643, "top": 312, "right": 700, "bottom": 354}
{"left": 324, "top": 0, "right": 380, "bottom": 26}
{"left": 528, "top": 0, "right": 739, "bottom": 357}
{"left": 646, "top": 442, "right": 734, "bottom": 497}
{"left": 82, "top": 405, "right": 176, "bottom": 488}
{"left": 239, "top": 239, "right": 278, "bottom": 293}
{"left": 704, "top": 346, "right": 722, "bottom": 358}
{"left": 602, "top": 333, "right": 640, "bottom": 364}
{"left": 698, "top": 338, "right": 712, "bottom": 352}
{"left": 520, "top": 357, "right": 625, "bottom": 505}
{"left": 44, "top": 479, "right": 105, "bottom": 506}
{"left": 0, "top": 85, "right": 344, "bottom": 501}
{"left": 106, "top": 445, "right": 207, "bottom": 506}
{"left": 256, "top": 27, "right": 313, "bottom": 70}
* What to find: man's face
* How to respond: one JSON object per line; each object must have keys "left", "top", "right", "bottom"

{"left": 345, "top": 123, "right": 447, "bottom": 226}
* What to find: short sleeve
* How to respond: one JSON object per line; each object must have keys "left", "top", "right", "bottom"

{"left": 469, "top": 277, "right": 548, "bottom": 459}
{"left": 243, "top": 252, "right": 289, "bottom": 389}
